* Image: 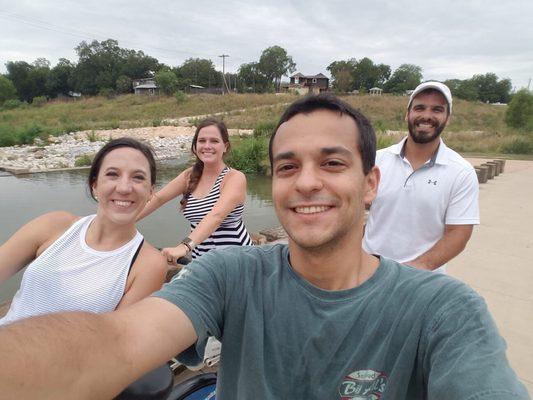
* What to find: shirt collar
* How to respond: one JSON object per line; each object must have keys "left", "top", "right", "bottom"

{"left": 388, "top": 137, "right": 450, "bottom": 166}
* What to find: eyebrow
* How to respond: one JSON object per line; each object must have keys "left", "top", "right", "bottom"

{"left": 104, "top": 167, "right": 148, "bottom": 174}
{"left": 273, "top": 146, "right": 352, "bottom": 162}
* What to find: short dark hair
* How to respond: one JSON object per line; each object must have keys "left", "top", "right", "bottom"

{"left": 88, "top": 137, "right": 157, "bottom": 200}
{"left": 269, "top": 93, "right": 376, "bottom": 174}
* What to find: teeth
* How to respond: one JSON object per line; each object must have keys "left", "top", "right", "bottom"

{"left": 295, "top": 206, "right": 330, "bottom": 214}
{"left": 114, "top": 200, "right": 132, "bottom": 207}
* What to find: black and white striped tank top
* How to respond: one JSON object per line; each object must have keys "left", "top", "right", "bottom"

{"left": 182, "top": 166, "right": 253, "bottom": 259}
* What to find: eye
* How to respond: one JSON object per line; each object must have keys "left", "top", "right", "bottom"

{"left": 275, "top": 163, "right": 297, "bottom": 175}
{"left": 133, "top": 174, "right": 146, "bottom": 181}
{"left": 323, "top": 159, "right": 346, "bottom": 169}
{"left": 105, "top": 171, "right": 118, "bottom": 177}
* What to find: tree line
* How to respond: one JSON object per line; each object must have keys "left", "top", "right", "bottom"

{"left": 0, "top": 38, "right": 518, "bottom": 107}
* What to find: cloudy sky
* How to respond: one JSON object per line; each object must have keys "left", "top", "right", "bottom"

{"left": 0, "top": 0, "right": 531, "bottom": 89}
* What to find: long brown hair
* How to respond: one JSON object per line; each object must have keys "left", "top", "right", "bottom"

{"left": 180, "top": 118, "right": 230, "bottom": 209}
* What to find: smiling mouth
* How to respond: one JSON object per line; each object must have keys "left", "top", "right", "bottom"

{"left": 294, "top": 205, "right": 331, "bottom": 214}
{"left": 113, "top": 200, "right": 133, "bottom": 207}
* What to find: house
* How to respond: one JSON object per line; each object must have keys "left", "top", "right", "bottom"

{"left": 369, "top": 87, "right": 383, "bottom": 96}
{"left": 133, "top": 78, "right": 159, "bottom": 95}
{"left": 286, "top": 72, "right": 329, "bottom": 94}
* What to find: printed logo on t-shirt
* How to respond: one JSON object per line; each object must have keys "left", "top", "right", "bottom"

{"left": 428, "top": 179, "right": 438, "bottom": 185}
{"left": 338, "top": 369, "right": 388, "bottom": 399}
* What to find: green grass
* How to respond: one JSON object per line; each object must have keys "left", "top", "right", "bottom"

{"left": 1, "top": 92, "right": 531, "bottom": 156}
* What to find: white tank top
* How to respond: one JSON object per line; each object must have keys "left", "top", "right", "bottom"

{"left": 0, "top": 215, "right": 144, "bottom": 326}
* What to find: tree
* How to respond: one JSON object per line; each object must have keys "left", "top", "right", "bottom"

{"left": 155, "top": 70, "right": 178, "bottom": 95}
{"left": 0, "top": 75, "right": 17, "bottom": 104}
{"left": 327, "top": 60, "right": 357, "bottom": 92}
{"left": 6, "top": 59, "right": 50, "bottom": 102}
{"left": 505, "top": 89, "right": 533, "bottom": 130}
{"left": 352, "top": 57, "right": 390, "bottom": 91}
{"left": 116, "top": 75, "right": 133, "bottom": 94}
{"left": 327, "top": 58, "right": 390, "bottom": 92}
{"left": 71, "top": 39, "right": 160, "bottom": 95}
{"left": 384, "top": 64, "right": 422, "bottom": 94}
{"left": 445, "top": 79, "right": 478, "bottom": 101}
{"left": 46, "top": 58, "right": 75, "bottom": 97}
{"left": 237, "top": 62, "right": 271, "bottom": 92}
{"left": 174, "top": 58, "right": 221, "bottom": 89}
{"left": 257, "top": 46, "right": 296, "bottom": 91}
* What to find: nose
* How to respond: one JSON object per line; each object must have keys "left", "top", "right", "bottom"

{"left": 294, "top": 164, "right": 323, "bottom": 195}
{"left": 116, "top": 176, "right": 133, "bottom": 193}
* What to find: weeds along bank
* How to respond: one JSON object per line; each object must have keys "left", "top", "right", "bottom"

{"left": 0, "top": 93, "right": 296, "bottom": 147}
{"left": 1, "top": 94, "right": 532, "bottom": 171}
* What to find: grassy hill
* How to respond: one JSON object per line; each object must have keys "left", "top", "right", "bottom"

{"left": 0, "top": 93, "right": 531, "bottom": 155}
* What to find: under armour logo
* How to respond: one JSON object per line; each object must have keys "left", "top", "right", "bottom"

{"left": 428, "top": 179, "right": 437, "bottom": 185}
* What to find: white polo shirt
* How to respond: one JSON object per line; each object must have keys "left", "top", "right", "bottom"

{"left": 363, "top": 137, "right": 479, "bottom": 272}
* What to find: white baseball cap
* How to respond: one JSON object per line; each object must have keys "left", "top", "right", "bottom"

{"left": 408, "top": 81, "right": 453, "bottom": 114}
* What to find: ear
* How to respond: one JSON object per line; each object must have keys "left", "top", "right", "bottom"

{"left": 404, "top": 111, "right": 409, "bottom": 123}
{"left": 363, "top": 166, "right": 380, "bottom": 205}
{"left": 91, "top": 182, "right": 97, "bottom": 198}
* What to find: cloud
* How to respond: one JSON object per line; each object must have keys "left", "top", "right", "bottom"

{"left": 0, "top": 0, "right": 531, "bottom": 88}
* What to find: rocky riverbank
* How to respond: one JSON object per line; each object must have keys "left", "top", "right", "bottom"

{"left": 0, "top": 126, "right": 253, "bottom": 174}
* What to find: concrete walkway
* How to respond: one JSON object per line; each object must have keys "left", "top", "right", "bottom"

{"left": 449, "top": 158, "right": 533, "bottom": 395}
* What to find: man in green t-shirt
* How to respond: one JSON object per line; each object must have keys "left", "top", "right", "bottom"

{"left": 0, "top": 94, "right": 529, "bottom": 399}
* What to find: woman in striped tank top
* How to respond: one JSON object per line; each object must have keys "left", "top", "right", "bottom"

{"left": 0, "top": 138, "right": 167, "bottom": 326}
{"left": 138, "top": 118, "right": 252, "bottom": 264}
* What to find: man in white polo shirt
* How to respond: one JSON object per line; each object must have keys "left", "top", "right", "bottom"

{"left": 363, "top": 81, "right": 479, "bottom": 272}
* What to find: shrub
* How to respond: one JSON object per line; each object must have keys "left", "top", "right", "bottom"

{"left": 32, "top": 96, "right": 48, "bottom": 107}
{"left": 86, "top": 131, "right": 102, "bottom": 142}
{"left": 2, "top": 99, "right": 24, "bottom": 110}
{"left": 500, "top": 138, "right": 533, "bottom": 154}
{"left": 152, "top": 118, "right": 161, "bottom": 127}
{"left": 253, "top": 120, "right": 276, "bottom": 138}
{"left": 226, "top": 137, "right": 268, "bottom": 174}
{"left": 175, "top": 90, "right": 187, "bottom": 104}
{"left": 0, "top": 124, "right": 18, "bottom": 146}
{"left": 376, "top": 134, "right": 397, "bottom": 149}
{"left": 99, "top": 88, "right": 116, "bottom": 99}
{"left": 19, "top": 124, "right": 43, "bottom": 144}
{"left": 505, "top": 89, "right": 533, "bottom": 130}
{"left": 74, "top": 154, "right": 93, "bottom": 167}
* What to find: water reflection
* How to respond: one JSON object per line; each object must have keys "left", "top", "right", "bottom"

{"left": 0, "top": 162, "right": 278, "bottom": 302}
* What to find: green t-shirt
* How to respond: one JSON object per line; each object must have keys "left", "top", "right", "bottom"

{"left": 154, "top": 244, "right": 528, "bottom": 399}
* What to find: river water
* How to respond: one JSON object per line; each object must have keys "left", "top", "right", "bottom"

{"left": 0, "top": 158, "right": 279, "bottom": 303}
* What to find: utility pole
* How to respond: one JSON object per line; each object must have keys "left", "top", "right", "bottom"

{"left": 219, "top": 54, "right": 230, "bottom": 94}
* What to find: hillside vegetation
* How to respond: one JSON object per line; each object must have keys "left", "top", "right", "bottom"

{"left": 0, "top": 93, "right": 531, "bottom": 156}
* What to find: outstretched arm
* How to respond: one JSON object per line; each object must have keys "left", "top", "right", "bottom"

{"left": 0, "top": 297, "right": 196, "bottom": 399}
{"left": 116, "top": 243, "right": 168, "bottom": 309}
{"left": 136, "top": 168, "right": 190, "bottom": 221}
{"left": 162, "top": 170, "right": 247, "bottom": 260}
{"left": 0, "top": 211, "right": 77, "bottom": 284}
{"left": 406, "top": 224, "right": 473, "bottom": 270}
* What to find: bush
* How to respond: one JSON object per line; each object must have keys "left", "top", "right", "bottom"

{"left": 0, "top": 125, "right": 18, "bottom": 146}
{"left": 376, "top": 134, "right": 397, "bottom": 149}
{"left": 74, "top": 154, "right": 93, "bottom": 167}
{"left": 500, "top": 138, "right": 533, "bottom": 154}
{"left": 152, "top": 118, "right": 161, "bottom": 127}
{"left": 99, "top": 88, "right": 116, "bottom": 99}
{"left": 253, "top": 120, "right": 276, "bottom": 138}
{"left": 0, "top": 76, "right": 17, "bottom": 105}
{"left": 32, "top": 96, "right": 48, "bottom": 107}
{"left": 505, "top": 89, "right": 533, "bottom": 130}
{"left": 2, "top": 99, "right": 24, "bottom": 110}
{"left": 19, "top": 124, "right": 43, "bottom": 144}
{"left": 226, "top": 137, "right": 268, "bottom": 174}
{"left": 175, "top": 90, "right": 187, "bottom": 104}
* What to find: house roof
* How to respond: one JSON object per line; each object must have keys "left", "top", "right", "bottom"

{"left": 135, "top": 84, "right": 158, "bottom": 89}
{"left": 291, "top": 72, "right": 328, "bottom": 79}
{"left": 370, "top": 87, "right": 383, "bottom": 91}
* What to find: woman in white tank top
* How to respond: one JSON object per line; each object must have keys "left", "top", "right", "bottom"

{"left": 0, "top": 138, "right": 167, "bottom": 325}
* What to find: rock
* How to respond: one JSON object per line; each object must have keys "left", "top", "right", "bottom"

{"left": 259, "top": 226, "right": 287, "bottom": 242}
{"left": 251, "top": 233, "right": 267, "bottom": 245}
